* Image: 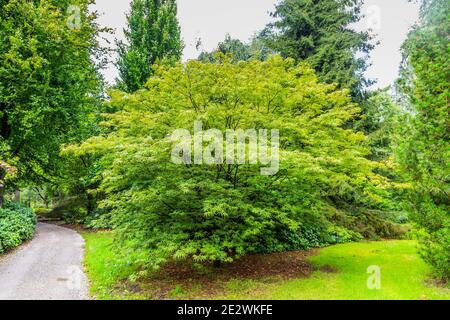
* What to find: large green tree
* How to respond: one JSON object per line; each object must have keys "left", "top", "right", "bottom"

{"left": 262, "top": 0, "right": 374, "bottom": 100}
{"left": 116, "top": 0, "right": 182, "bottom": 93}
{"left": 396, "top": 0, "right": 449, "bottom": 281}
{"left": 69, "top": 56, "right": 401, "bottom": 269}
{"left": 0, "top": 0, "right": 104, "bottom": 207}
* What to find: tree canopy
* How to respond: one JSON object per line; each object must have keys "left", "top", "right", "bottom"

{"left": 68, "top": 56, "right": 400, "bottom": 268}
{"left": 116, "top": 0, "right": 182, "bottom": 93}
{"left": 262, "top": 0, "right": 374, "bottom": 100}
{"left": 0, "top": 0, "right": 103, "bottom": 206}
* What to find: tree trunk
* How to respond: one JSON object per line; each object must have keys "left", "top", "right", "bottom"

{"left": 86, "top": 192, "right": 92, "bottom": 215}
{"left": 0, "top": 170, "right": 5, "bottom": 208}
{"left": 14, "top": 189, "right": 20, "bottom": 203}
{"left": 0, "top": 186, "right": 4, "bottom": 209}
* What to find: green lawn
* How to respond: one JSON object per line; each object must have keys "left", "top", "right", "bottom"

{"left": 82, "top": 232, "right": 147, "bottom": 300}
{"left": 82, "top": 232, "right": 450, "bottom": 300}
{"left": 218, "top": 240, "right": 450, "bottom": 300}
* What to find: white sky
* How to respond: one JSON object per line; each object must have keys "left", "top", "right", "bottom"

{"left": 93, "top": 0, "right": 420, "bottom": 89}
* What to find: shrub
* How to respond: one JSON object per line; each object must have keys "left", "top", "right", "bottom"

{"left": 0, "top": 202, "right": 37, "bottom": 253}
{"left": 69, "top": 56, "right": 400, "bottom": 269}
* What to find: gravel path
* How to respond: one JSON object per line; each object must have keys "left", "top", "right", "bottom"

{"left": 0, "top": 222, "right": 89, "bottom": 300}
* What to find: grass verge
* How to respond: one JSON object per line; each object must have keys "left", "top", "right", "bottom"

{"left": 82, "top": 231, "right": 145, "bottom": 299}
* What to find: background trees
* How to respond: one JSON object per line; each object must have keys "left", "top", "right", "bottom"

{"left": 116, "top": 0, "right": 182, "bottom": 93}
{"left": 356, "top": 89, "right": 401, "bottom": 162}
{"left": 396, "top": 0, "right": 449, "bottom": 280}
{"left": 0, "top": 0, "right": 104, "bottom": 207}
{"left": 262, "top": 0, "right": 374, "bottom": 100}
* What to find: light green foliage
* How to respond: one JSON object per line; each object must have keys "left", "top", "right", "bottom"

{"left": 396, "top": 0, "right": 449, "bottom": 281}
{"left": 0, "top": 201, "right": 36, "bottom": 253}
{"left": 262, "top": 0, "right": 374, "bottom": 99}
{"left": 116, "top": 0, "right": 182, "bottom": 93}
{"left": 0, "top": 0, "right": 104, "bottom": 204}
{"left": 70, "top": 56, "right": 399, "bottom": 269}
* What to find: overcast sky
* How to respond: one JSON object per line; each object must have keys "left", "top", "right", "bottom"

{"left": 93, "top": 0, "right": 420, "bottom": 89}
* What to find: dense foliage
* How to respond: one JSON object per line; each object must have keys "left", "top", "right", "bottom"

{"left": 198, "top": 34, "right": 272, "bottom": 63}
{"left": 262, "top": 0, "right": 374, "bottom": 99}
{"left": 116, "top": 0, "right": 182, "bottom": 93}
{"left": 357, "top": 89, "right": 402, "bottom": 161}
{"left": 68, "top": 56, "right": 401, "bottom": 269}
{"left": 0, "top": 201, "right": 36, "bottom": 253}
{"left": 0, "top": 0, "right": 446, "bottom": 286}
{"left": 0, "top": 0, "right": 104, "bottom": 206}
{"left": 396, "top": 0, "right": 449, "bottom": 281}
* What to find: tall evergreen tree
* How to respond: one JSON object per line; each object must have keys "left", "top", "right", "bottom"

{"left": 396, "top": 0, "right": 449, "bottom": 281}
{"left": 263, "top": 0, "right": 374, "bottom": 99}
{"left": 116, "top": 0, "right": 182, "bottom": 93}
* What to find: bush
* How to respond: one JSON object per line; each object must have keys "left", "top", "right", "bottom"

{"left": 69, "top": 56, "right": 400, "bottom": 269}
{"left": 0, "top": 202, "right": 37, "bottom": 253}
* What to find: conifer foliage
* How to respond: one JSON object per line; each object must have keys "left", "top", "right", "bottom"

{"left": 263, "top": 0, "right": 374, "bottom": 99}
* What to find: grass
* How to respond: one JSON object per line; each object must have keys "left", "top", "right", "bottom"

{"left": 82, "top": 231, "right": 146, "bottom": 300}
{"left": 217, "top": 240, "right": 450, "bottom": 300}
{"left": 82, "top": 232, "right": 450, "bottom": 300}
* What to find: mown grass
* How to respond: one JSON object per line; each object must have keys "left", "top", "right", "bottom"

{"left": 82, "top": 231, "right": 449, "bottom": 300}
{"left": 82, "top": 231, "right": 146, "bottom": 300}
{"left": 217, "top": 240, "right": 450, "bottom": 300}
